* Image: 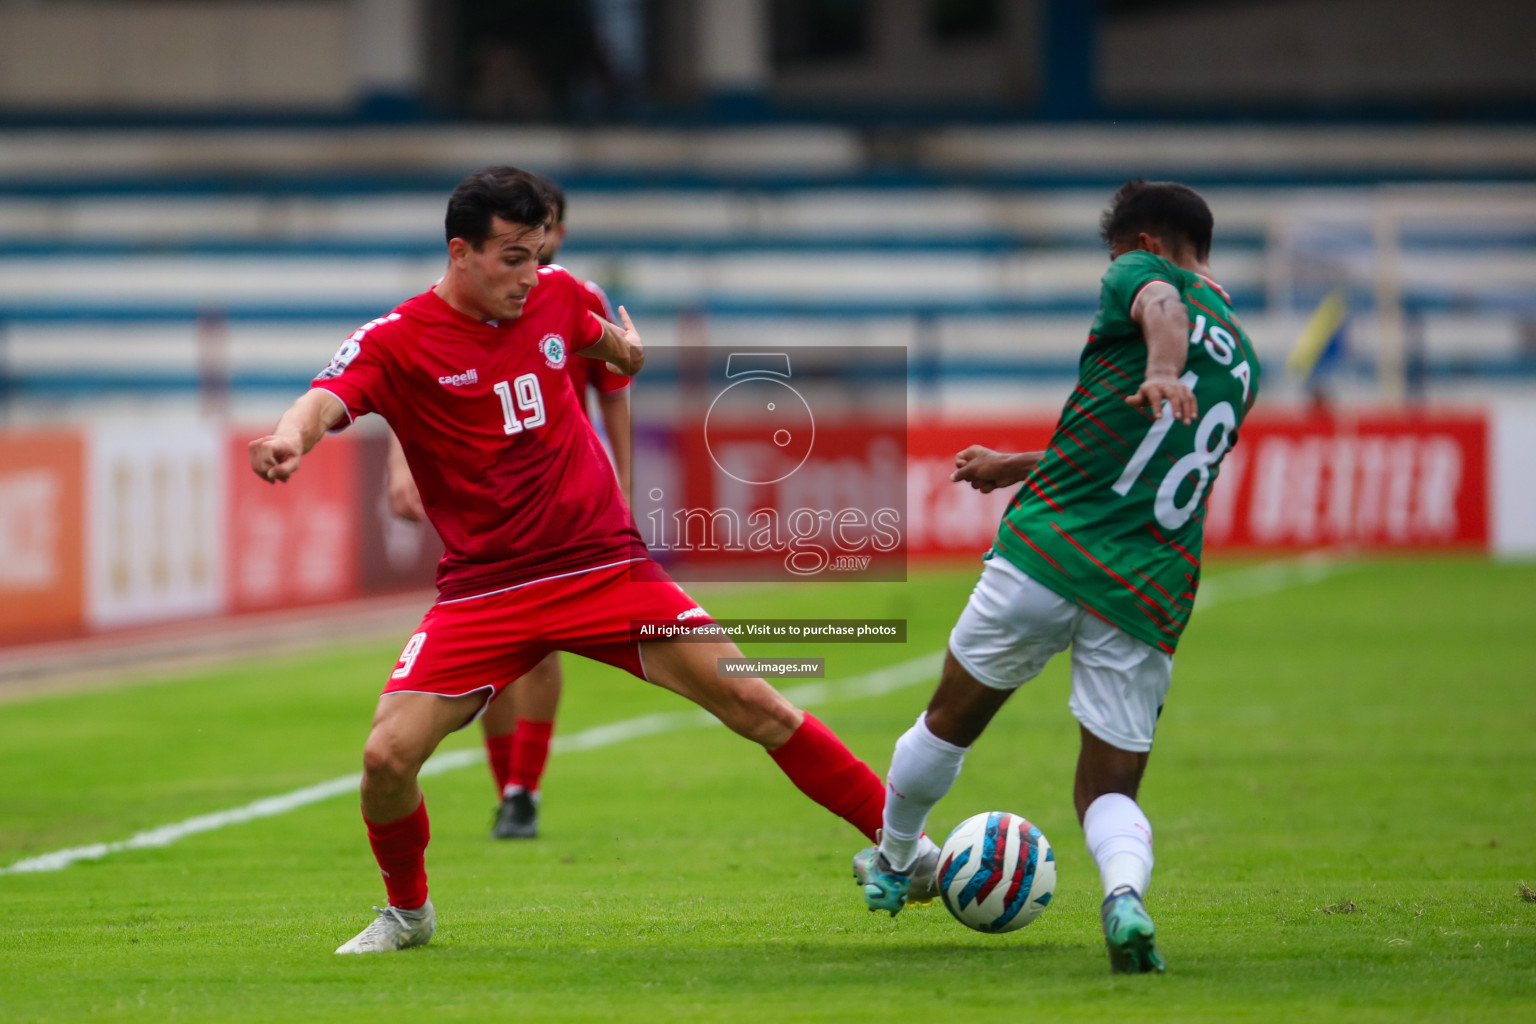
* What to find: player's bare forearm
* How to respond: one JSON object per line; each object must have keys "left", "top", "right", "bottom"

{"left": 951, "top": 445, "right": 1045, "bottom": 493}
{"left": 580, "top": 306, "right": 644, "bottom": 377}
{"left": 1141, "top": 293, "right": 1189, "bottom": 381}
{"left": 248, "top": 388, "right": 347, "bottom": 483}
{"left": 597, "top": 388, "right": 634, "bottom": 504}
{"left": 1127, "top": 282, "right": 1197, "bottom": 424}
{"left": 385, "top": 429, "right": 426, "bottom": 522}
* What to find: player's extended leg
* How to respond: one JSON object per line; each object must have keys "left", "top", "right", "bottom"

{"left": 1076, "top": 729, "right": 1155, "bottom": 911}
{"left": 857, "top": 650, "right": 1013, "bottom": 913}
{"left": 1074, "top": 727, "right": 1149, "bottom": 822}
{"left": 639, "top": 638, "right": 886, "bottom": 841}
{"left": 337, "top": 689, "right": 485, "bottom": 955}
{"left": 482, "top": 651, "right": 562, "bottom": 839}
{"left": 1077, "top": 730, "right": 1162, "bottom": 974}
{"left": 1068, "top": 615, "right": 1172, "bottom": 974}
{"left": 861, "top": 557, "right": 1074, "bottom": 915}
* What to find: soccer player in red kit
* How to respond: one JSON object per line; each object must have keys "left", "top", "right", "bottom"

{"left": 385, "top": 175, "right": 631, "bottom": 840}
{"left": 249, "top": 166, "right": 896, "bottom": 954}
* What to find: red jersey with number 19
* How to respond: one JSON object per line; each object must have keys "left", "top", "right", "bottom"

{"left": 313, "top": 265, "right": 645, "bottom": 601}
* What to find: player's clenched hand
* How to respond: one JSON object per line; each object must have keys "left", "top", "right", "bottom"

{"left": 951, "top": 445, "right": 1042, "bottom": 493}
{"left": 1127, "top": 374, "right": 1197, "bottom": 425}
{"left": 249, "top": 433, "right": 303, "bottom": 483}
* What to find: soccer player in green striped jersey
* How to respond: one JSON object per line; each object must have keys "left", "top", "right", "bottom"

{"left": 854, "top": 181, "right": 1260, "bottom": 973}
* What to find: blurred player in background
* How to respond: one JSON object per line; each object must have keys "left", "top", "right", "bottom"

{"left": 386, "top": 175, "right": 631, "bottom": 841}
{"left": 853, "top": 181, "right": 1261, "bottom": 974}
{"left": 252, "top": 166, "right": 899, "bottom": 955}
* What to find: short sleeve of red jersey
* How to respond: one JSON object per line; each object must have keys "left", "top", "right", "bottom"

{"left": 310, "top": 311, "right": 401, "bottom": 427}
{"left": 539, "top": 265, "right": 606, "bottom": 353}
{"left": 583, "top": 357, "right": 630, "bottom": 394}
{"left": 580, "top": 277, "right": 617, "bottom": 321}
{"left": 573, "top": 279, "right": 631, "bottom": 393}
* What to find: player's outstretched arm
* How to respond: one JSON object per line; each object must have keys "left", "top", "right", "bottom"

{"left": 1125, "top": 280, "right": 1197, "bottom": 425}
{"left": 950, "top": 445, "right": 1045, "bottom": 493}
{"left": 248, "top": 388, "right": 348, "bottom": 483}
{"left": 579, "top": 305, "right": 644, "bottom": 377}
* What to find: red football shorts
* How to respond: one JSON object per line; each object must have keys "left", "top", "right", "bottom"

{"left": 382, "top": 559, "right": 710, "bottom": 723}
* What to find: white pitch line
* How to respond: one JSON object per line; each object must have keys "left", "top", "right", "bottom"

{"left": 1194, "top": 549, "right": 1354, "bottom": 610}
{"left": 0, "top": 555, "right": 1348, "bottom": 876}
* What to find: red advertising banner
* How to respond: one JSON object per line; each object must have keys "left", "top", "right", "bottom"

{"left": 906, "top": 419, "right": 1055, "bottom": 559}
{"left": 226, "top": 431, "right": 361, "bottom": 612}
{"left": 0, "top": 409, "right": 1492, "bottom": 650}
{"left": 906, "top": 412, "right": 1489, "bottom": 557}
{"left": 1205, "top": 412, "right": 1488, "bottom": 550}
{"left": 0, "top": 431, "right": 85, "bottom": 641}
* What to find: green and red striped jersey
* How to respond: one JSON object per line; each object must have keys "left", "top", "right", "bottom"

{"left": 991, "top": 249, "right": 1262, "bottom": 653}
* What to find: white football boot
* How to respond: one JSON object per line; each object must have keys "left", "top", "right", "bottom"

{"left": 335, "top": 900, "right": 435, "bottom": 954}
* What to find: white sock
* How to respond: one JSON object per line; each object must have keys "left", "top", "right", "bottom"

{"left": 879, "top": 713, "right": 967, "bottom": 872}
{"left": 1082, "top": 793, "right": 1154, "bottom": 898}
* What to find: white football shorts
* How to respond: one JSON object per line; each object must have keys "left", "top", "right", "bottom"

{"left": 948, "top": 555, "right": 1173, "bottom": 753}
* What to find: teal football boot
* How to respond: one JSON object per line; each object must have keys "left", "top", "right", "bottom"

{"left": 852, "top": 834, "right": 940, "bottom": 916}
{"left": 1101, "top": 885, "right": 1166, "bottom": 974}
{"left": 853, "top": 845, "right": 910, "bottom": 916}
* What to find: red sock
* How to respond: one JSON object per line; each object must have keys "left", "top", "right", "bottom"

{"left": 364, "top": 797, "right": 431, "bottom": 910}
{"left": 768, "top": 713, "right": 884, "bottom": 842}
{"left": 508, "top": 718, "right": 555, "bottom": 793}
{"left": 484, "top": 732, "right": 515, "bottom": 795}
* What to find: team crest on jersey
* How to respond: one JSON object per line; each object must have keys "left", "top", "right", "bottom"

{"left": 540, "top": 333, "right": 568, "bottom": 369}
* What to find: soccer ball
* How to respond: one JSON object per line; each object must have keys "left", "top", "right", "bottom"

{"left": 936, "top": 811, "right": 1056, "bottom": 933}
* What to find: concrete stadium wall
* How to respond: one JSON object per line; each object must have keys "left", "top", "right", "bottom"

{"left": 1102, "top": 0, "right": 1536, "bottom": 108}
{"left": 0, "top": 0, "right": 423, "bottom": 112}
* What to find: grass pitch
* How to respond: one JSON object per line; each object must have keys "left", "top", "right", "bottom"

{"left": 1, "top": 557, "right": 1533, "bottom": 1022}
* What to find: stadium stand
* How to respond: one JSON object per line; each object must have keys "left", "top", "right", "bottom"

{"left": 1, "top": 125, "right": 1534, "bottom": 421}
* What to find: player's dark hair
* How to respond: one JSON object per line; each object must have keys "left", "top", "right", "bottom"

{"left": 1099, "top": 180, "right": 1214, "bottom": 261}
{"left": 444, "top": 166, "right": 550, "bottom": 249}
{"left": 534, "top": 175, "right": 567, "bottom": 225}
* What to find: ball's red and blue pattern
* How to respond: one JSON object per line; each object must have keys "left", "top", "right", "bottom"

{"left": 937, "top": 811, "right": 1056, "bottom": 933}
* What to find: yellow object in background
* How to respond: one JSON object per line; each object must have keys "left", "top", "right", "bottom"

{"left": 1288, "top": 289, "right": 1350, "bottom": 379}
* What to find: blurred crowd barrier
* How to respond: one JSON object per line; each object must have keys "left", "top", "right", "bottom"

{"left": 3, "top": 408, "right": 1531, "bottom": 646}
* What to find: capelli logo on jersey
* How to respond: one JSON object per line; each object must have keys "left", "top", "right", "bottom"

{"left": 676, "top": 606, "right": 710, "bottom": 621}
{"left": 438, "top": 369, "right": 479, "bottom": 387}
